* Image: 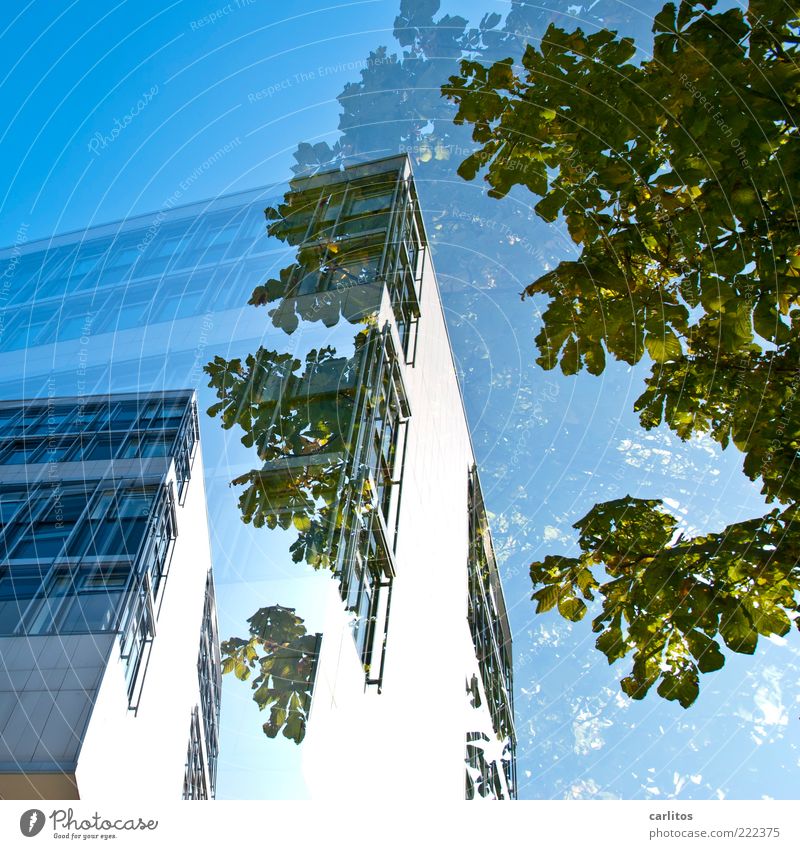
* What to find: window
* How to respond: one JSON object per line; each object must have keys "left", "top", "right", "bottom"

{"left": 347, "top": 189, "right": 393, "bottom": 217}
{"left": 81, "top": 434, "right": 124, "bottom": 462}
{"left": 121, "top": 432, "right": 174, "bottom": 459}
{"left": 37, "top": 246, "right": 78, "bottom": 299}
{"left": 338, "top": 513, "right": 392, "bottom": 685}
{"left": 197, "top": 573, "right": 221, "bottom": 795}
{"left": 41, "top": 439, "right": 77, "bottom": 463}
{"left": 0, "top": 491, "right": 26, "bottom": 524}
{"left": 118, "top": 578, "right": 156, "bottom": 701}
{"left": 0, "top": 561, "right": 131, "bottom": 636}
{"left": 2, "top": 259, "right": 36, "bottom": 306}
{"left": 109, "top": 403, "right": 139, "bottom": 429}
{"left": 0, "top": 441, "right": 38, "bottom": 465}
{"left": 0, "top": 409, "right": 20, "bottom": 431}
{"left": 390, "top": 267, "right": 420, "bottom": 361}
{"left": 60, "top": 565, "right": 129, "bottom": 631}
{"left": 65, "top": 487, "right": 154, "bottom": 560}
{"left": 1, "top": 307, "right": 55, "bottom": 351}
{"left": 0, "top": 568, "right": 44, "bottom": 634}
{"left": 24, "top": 409, "right": 75, "bottom": 435}
{"left": 9, "top": 493, "right": 87, "bottom": 560}
{"left": 4, "top": 412, "right": 43, "bottom": 436}
{"left": 347, "top": 532, "right": 380, "bottom": 664}
{"left": 72, "top": 250, "right": 103, "bottom": 277}
{"left": 25, "top": 564, "right": 130, "bottom": 634}
{"left": 467, "top": 467, "right": 517, "bottom": 798}
{"left": 151, "top": 232, "right": 189, "bottom": 260}
{"left": 324, "top": 242, "right": 382, "bottom": 290}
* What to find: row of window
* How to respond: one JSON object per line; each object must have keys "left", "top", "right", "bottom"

{"left": 277, "top": 173, "right": 397, "bottom": 248}
{"left": 332, "top": 327, "right": 410, "bottom": 687}
{"left": 1, "top": 209, "right": 268, "bottom": 311}
{"left": 0, "top": 397, "right": 197, "bottom": 505}
{"left": 466, "top": 467, "right": 517, "bottom": 799}
{"left": 0, "top": 429, "right": 178, "bottom": 466}
{"left": 182, "top": 707, "right": 209, "bottom": 800}
{"left": 0, "top": 485, "right": 154, "bottom": 563}
{"left": 0, "top": 482, "right": 175, "bottom": 615}
{"left": 0, "top": 257, "right": 267, "bottom": 352}
{"left": 0, "top": 562, "right": 130, "bottom": 636}
{"left": 0, "top": 397, "right": 189, "bottom": 438}
{"left": 196, "top": 572, "right": 222, "bottom": 797}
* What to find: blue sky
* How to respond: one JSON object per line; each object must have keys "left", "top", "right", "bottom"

{"left": 1, "top": 0, "right": 495, "bottom": 239}
{"left": 2, "top": 0, "right": 798, "bottom": 802}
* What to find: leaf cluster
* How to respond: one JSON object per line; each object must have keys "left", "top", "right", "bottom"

{"left": 444, "top": 1, "right": 800, "bottom": 489}
{"left": 221, "top": 605, "right": 320, "bottom": 744}
{"left": 448, "top": 1, "right": 800, "bottom": 706}
{"left": 530, "top": 497, "right": 800, "bottom": 706}
{"left": 204, "top": 344, "right": 362, "bottom": 567}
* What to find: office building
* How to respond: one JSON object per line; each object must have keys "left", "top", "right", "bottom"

{"left": 248, "top": 157, "right": 517, "bottom": 798}
{"left": 0, "top": 154, "right": 515, "bottom": 799}
{"left": 0, "top": 390, "right": 220, "bottom": 800}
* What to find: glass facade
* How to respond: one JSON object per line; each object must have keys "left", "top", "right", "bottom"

{"left": 0, "top": 393, "right": 197, "bottom": 702}
{"left": 0, "top": 185, "right": 281, "bottom": 404}
{"left": 0, "top": 202, "right": 268, "bottom": 355}
{"left": 0, "top": 389, "right": 220, "bottom": 797}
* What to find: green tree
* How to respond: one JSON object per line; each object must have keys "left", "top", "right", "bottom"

{"left": 444, "top": 0, "right": 800, "bottom": 706}
{"left": 221, "top": 606, "right": 320, "bottom": 744}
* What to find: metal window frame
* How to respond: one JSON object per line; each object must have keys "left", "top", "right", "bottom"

{"left": 467, "top": 466, "right": 518, "bottom": 798}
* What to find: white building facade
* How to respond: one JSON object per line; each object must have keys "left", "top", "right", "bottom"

{"left": 236, "top": 156, "right": 517, "bottom": 799}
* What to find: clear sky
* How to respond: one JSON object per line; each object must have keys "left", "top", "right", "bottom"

{"left": 1, "top": 0, "right": 798, "bottom": 802}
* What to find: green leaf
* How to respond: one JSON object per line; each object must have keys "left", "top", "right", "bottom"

{"left": 560, "top": 336, "right": 580, "bottom": 375}
{"left": 645, "top": 328, "right": 682, "bottom": 363}
{"left": 720, "top": 605, "right": 758, "bottom": 654}
{"left": 532, "top": 583, "right": 560, "bottom": 613}
{"left": 685, "top": 630, "right": 725, "bottom": 673}
{"left": 293, "top": 513, "right": 312, "bottom": 532}
{"left": 656, "top": 668, "right": 699, "bottom": 708}
{"left": 595, "top": 624, "right": 627, "bottom": 662}
{"left": 557, "top": 596, "right": 587, "bottom": 621}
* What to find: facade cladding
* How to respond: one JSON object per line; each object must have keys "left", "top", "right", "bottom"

{"left": 0, "top": 154, "right": 514, "bottom": 799}
{"left": 0, "top": 391, "right": 221, "bottom": 800}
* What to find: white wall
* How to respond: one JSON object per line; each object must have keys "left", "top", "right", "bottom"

{"left": 76, "top": 450, "right": 214, "bottom": 801}
{"left": 303, "top": 235, "right": 497, "bottom": 799}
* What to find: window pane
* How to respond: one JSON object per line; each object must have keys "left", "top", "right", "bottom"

{"left": 58, "top": 591, "right": 122, "bottom": 631}
{"left": 0, "top": 494, "right": 26, "bottom": 524}
{"left": 111, "top": 404, "right": 139, "bottom": 428}
{"left": 1, "top": 444, "right": 35, "bottom": 465}
{"left": 347, "top": 190, "right": 393, "bottom": 216}
{"left": 13, "top": 526, "right": 70, "bottom": 559}
{"left": 39, "top": 440, "right": 75, "bottom": 463}
{"left": 83, "top": 435, "right": 123, "bottom": 461}
{"left": 25, "top": 410, "right": 74, "bottom": 434}
{"left": 116, "top": 490, "right": 153, "bottom": 518}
